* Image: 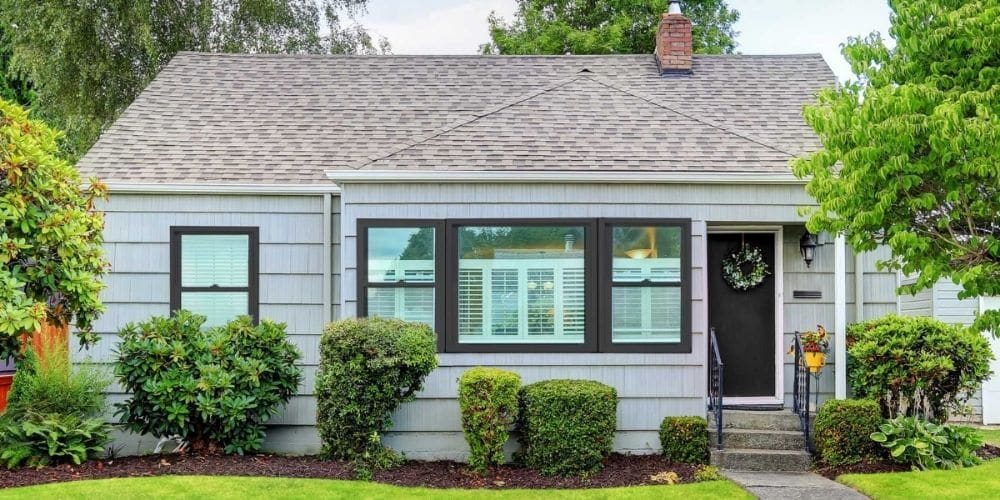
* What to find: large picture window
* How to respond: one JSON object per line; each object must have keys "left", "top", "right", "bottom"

{"left": 357, "top": 218, "right": 688, "bottom": 354}
{"left": 170, "top": 227, "right": 259, "bottom": 327}
{"left": 357, "top": 221, "right": 445, "bottom": 348}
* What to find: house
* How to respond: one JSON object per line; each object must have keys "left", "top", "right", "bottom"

{"left": 74, "top": 7, "right": 901, "bottom": 461}
{"left": 898, "top": 278, "right": 1000, "bottom": 424}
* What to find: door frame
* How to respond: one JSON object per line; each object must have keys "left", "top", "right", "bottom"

{"left": 707, "top": 225, "right": 784, "bottom": 406}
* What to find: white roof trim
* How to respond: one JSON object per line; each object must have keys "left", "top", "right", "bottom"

{"left": 101, "top": 183, "right": 341, "bottom": 195}
{"left": 325, "top": 169, "right": 805, "bottom": 185}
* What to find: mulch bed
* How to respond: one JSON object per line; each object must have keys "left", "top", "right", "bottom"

{"left": 814, "top": 444, "right": 1000, "bottom": 479}
{"left": 0, "top": 453, "right": 700, "bottom": 490}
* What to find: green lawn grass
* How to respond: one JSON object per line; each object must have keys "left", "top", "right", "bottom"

{"left": 839, "top": 458, "right": 1000, "bottom": 500}
{"left": 0, "top": 476, "right": 753, "bottom": 500}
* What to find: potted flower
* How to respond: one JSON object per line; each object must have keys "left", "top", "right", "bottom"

{"left": 799, "top": 325, "right": 829, "bottom": 373}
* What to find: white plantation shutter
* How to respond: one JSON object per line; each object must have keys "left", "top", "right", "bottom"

{"left": 527, "top": 269, "right": 555, "bottom": 336}
{"left": 562, "top": 268, "right": 586, "bottom": 337}
{"left": 181, "top": 234, "right": 249, "bottom": 287}
{"left": 490, "top": 269, "right": 519, "bottom": 336}
{"left": 458, "top": 268, "right": 484, "bottom": 336}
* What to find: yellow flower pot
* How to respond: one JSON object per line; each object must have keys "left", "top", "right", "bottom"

{"left": 804, "top": 352, "right": 825, "bottom": 373}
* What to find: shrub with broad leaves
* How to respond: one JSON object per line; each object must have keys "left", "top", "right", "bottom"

{"left": 870, "top": 416, "right": 981, "bottom": 470}
{"left": 114, "top": 311, "right": 302, "bottom": 455}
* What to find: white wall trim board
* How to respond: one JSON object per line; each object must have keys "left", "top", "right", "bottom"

{"left": 102, "top": 183, "right": 341, "bottom": 195}
{"left": 834, "top": 234, "right": 847, "bottom": 399}
{"left": 981, "top": 296, "right": 1000, "bottom": 424}
{"left": 322, "top": 193, "right": 333, "bottom": 324}
{"left": 326, "top": 170, "right": 806, "bottom": 185}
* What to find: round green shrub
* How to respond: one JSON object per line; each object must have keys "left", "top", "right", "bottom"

{"left": 315, "top": 317, "right": 438, "bottom": 471}
{"left": 659, "top": 416, "right": 709, "bottom": 464}
{"left": 516, "top": 379, "right": 617, "bottom": 476}
{"left": 114, "top": 311, "right": 302, "bottom": 455}
{"left": 458, "top": 367, "right": 521, "bottom": 474}
{"left": 813, "top": 399, "right": 883, "bottom": 466}
{"left": 848, "top": 314, "right": 992, "bottom": 422}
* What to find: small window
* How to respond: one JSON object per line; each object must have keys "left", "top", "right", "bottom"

{"left": 358, "top": 221, "right": 444, "bottom": 340}
{"left": 170, "top": 227, "right": 258, "bottom": 327}
{"left": 600, "top": 221, "right": 690, "bottom": 353}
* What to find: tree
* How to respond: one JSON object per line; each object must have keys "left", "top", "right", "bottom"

{"left": 792, "top": 0, "right": 1000, "bottom": 334}
{"left": 0, "top": 0, "right": 388, "bottom": 159}
{"left": 0, "top": 28, "right": 32, "bottom": 107}
{"left": 0, "top": 98, "right": 108, "bottom": 360}
{"left": 481, "top": 0, "right": 739, "bottom": 55}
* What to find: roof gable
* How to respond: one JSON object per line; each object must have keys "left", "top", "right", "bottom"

{"left": 358, "top": 75, "right": 793, "bottom": 172}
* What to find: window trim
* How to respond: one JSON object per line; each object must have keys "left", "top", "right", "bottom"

{"left": 169, "top": 226, "right": 260, "bottom": 324}
{"left": 598, "top": 219, "right": 692, "bottom": 353}
{"left": 444, "top": 219, "right": 599, "bottom": 353}
{"left": 356, "top": 219, "right": 446, "bottom": 351}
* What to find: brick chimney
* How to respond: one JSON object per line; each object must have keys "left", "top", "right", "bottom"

{"left": 655, "top": 1, "right": 692, "bottom": 75}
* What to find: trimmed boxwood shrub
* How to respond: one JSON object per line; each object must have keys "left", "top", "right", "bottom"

{"left": 458, "top": 367, "right": 521, "bottom": 474}
{"left": 315, "top": 317, "right": 437, "bottom": 475}
{"left": 115, "top": 311, "right": 302, "bottom": 455}
{"left": 516, "top": 379, "right": 617, "bottom": 476}
{"left": 659, "top": 416, "right": 709, "bottom": 464}
{"left": 814, "top": 399, "right": 883, "bottom": 465}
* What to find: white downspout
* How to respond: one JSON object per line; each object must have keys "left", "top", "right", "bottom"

{"left": 855, "top": 252, "right": 865, "bottom": 322}
{"left": 322, "top": 193, "right": 333, "bottom": 324}
{"left": 835, "top": 234, "right": 848, "bottom": 399}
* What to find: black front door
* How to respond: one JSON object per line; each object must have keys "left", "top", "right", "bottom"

{"left": 708, "top": 233, "right": 776, "bottom": 398}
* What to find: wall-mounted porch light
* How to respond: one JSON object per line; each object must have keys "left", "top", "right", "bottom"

{"left": 800, "top": 231, "right": 818, "bottom": 268}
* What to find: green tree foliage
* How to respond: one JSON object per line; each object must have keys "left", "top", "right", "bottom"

{"left": 482, "top": 0, "right": 739, "bottom": 55}
{"left": 0, "top": 98, "right": 107, "bottom": 360}
{"left": 793, "top": 0, "right": 1000, "bottom": 334}
{"left": 0, "top": 28, "right": 32, "bottom": 106}
{"left": 0, "top": 0, "right": 388, "bottom": 159}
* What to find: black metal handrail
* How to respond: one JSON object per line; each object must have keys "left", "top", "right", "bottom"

{"left": 792, "top": 333, "right": 814, "bottom": 453}
{"left": 708, "top": 327, "right": 724, "bottom": 450}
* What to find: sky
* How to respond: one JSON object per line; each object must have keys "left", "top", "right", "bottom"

{"left": 356, "top": 0, "right": 894, "bottom": 82}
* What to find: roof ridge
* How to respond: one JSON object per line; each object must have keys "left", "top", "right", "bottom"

{"left": 584, "top": 75, "right": 797, "bottom": 157}
{"left": 348, "top": 75, "right": 584, "bottom": 170}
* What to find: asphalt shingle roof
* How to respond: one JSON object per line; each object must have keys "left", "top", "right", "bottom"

{"left": 77, "top": 52, "right": 836, "bottom": 184}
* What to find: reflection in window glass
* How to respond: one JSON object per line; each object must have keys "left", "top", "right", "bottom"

{"left": 457, "top": 226, "right": 585, "bottom": 344}
{"left": 365, "top": 226, "right": 436, "bottom": 328}
{"left": 181, "top": 291, "right": 250, "bottom": 328}
{"left": 611, "top": 226, "right": 682, "bottom": 343}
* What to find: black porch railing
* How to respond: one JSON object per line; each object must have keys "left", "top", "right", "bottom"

{"left": 708, "top": 327, "right": 724, "bottom": 450}
{"left": 792, "top": 333, "right": 815, "bottom": 453}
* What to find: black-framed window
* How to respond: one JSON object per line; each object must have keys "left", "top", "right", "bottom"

{"left": 357, "top": 220, "right": 446, "bottom": 350}
{"left": 598, "top": 220, "right": 691, "bottom": 353}
{"left": 445, "top": 220, "right": 598, "bottom": 353}
{"left": 357, "top": 218, "right": 690, "bottom": 354}
{"left": 170, "top": 227, "right": 259, "bottom": 327}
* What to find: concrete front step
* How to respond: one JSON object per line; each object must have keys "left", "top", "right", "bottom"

{"left": 709, "top": 428, "right": 806, "bottom": 451}
{"left": 709, "top": 410, "right": 802, "bottom": 431}
{"left": 710, "top": 448, "right": 812, "bottom": 472}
